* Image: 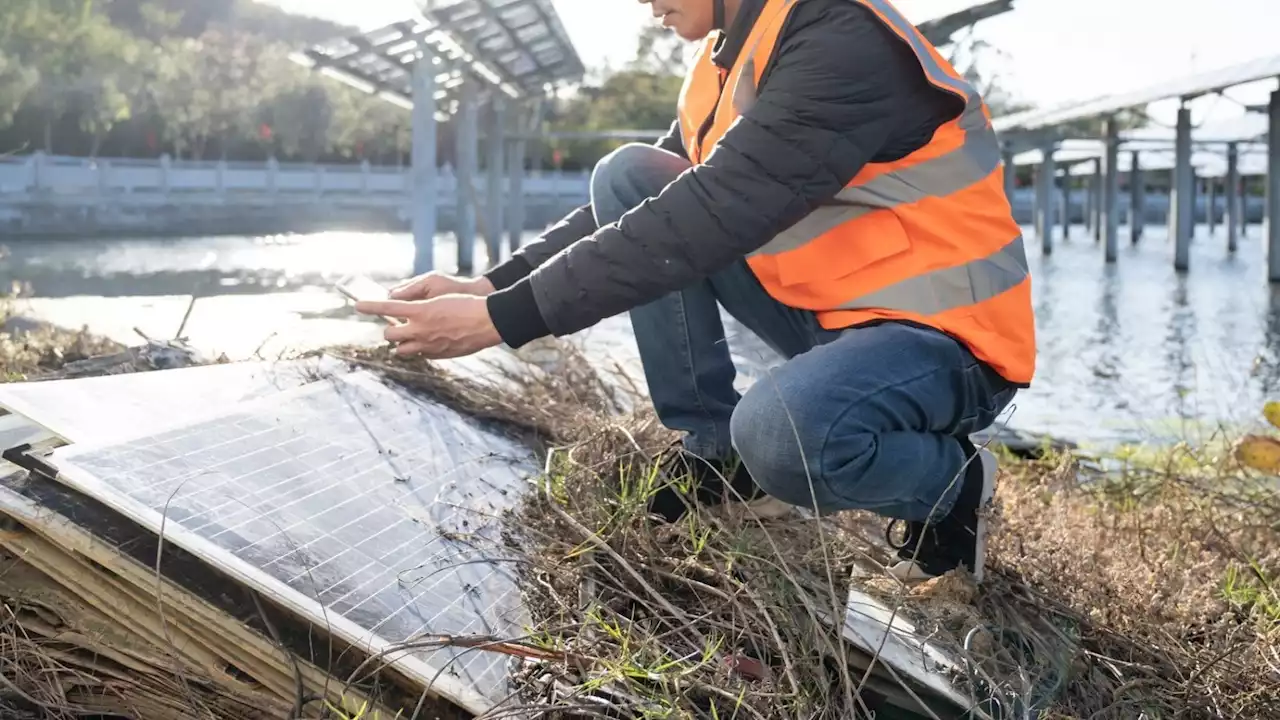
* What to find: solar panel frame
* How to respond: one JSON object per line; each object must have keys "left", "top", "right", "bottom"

{"left": 914, "top": 0, "right": 1015, "bottom": 46}
{"left": 294, "top": 0, "right": 583, "bottom": 117}
{"left": 994, "top": 53, "right": 1280, "bottom": 133}
{"left": 47, "top": 370, "right": 540, "bottom": 716}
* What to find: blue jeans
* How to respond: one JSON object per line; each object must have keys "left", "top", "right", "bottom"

{"left": 592, "top": 144, "right": 1017, "bottom": 522}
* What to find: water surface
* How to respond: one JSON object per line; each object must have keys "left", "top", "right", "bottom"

{"left": 3, "top": 224, "right": 1277, "bottom": 448}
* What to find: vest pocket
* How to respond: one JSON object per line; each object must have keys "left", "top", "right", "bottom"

{"left": 774, "top": 210, "right": 913, "bottom": 287}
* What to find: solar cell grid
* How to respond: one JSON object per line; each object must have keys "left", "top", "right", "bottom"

{"left": 51, "top": 371, "right": 538, "bottom": 712}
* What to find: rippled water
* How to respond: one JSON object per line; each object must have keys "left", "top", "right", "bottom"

{"left": 3, "top": 223, "right": 1278, "bottom": 449}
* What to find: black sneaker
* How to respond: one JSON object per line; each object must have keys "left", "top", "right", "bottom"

{"left": 885, "top": 443, "right": 996, "bottom": 584}
{"left": 647, "top": 441, "right": 793, "bottom": 523}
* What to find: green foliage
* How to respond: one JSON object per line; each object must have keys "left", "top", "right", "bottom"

{"left": 0, "top": 0, "right": 408, "bottom": 161}
{"left": 0, "top": 2, "right": 1031, "bottom": 170}
{"left": 535, "top": 27, "right": 687, "bottom": 170}
{"left": 542, "top": 69, "right": 685, "bottom": 169}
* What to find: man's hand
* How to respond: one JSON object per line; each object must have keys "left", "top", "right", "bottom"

{"left": 354, "top": 295, "right": 502, "bottom": 359}
{"left": 389, "top": 271, "right": 494, "bottom": 301}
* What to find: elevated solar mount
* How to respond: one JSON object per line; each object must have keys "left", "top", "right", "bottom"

{"left": 994, "top": 52, "right": 1280, "bottom": 139}
{"left": 292, "top": 0, "right": 584, "bottom": 115}
{"left": 915, "top": 0, "right": 1014, "bottom": 47}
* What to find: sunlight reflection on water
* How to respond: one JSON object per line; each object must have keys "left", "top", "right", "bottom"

{"left": 4, "top": 224, "right": 1280, "bottom": 449}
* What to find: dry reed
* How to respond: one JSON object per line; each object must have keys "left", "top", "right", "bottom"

{"left": 0, "top": 320, "right": 1276, "bottom": 719}
{"left": 341, "top": 343, "right": 1280, "bottom": 720}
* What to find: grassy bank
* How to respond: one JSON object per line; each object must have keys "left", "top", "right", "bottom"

{"left": 1, "top": 318, "right": 1278, "bottom": 719}
{"left": 349, "top": 346, "right": 1279, "bottom": 719}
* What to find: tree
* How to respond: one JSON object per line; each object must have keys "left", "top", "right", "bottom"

{"left": 76, "top": 23, "right": 142, "bottom": 155}
{"left": 631, "top": 24, "right": 689, "bottom": 76}
{"left": 329, "top": 84, "right": 409, "bottom": 162}
{"left": 149, "top": 38, "right": 213, "bottom": 158}
{"left": 0, "top": 0, "right": 373, "bottom": 161}
{"left": 943, "top": 27, "right": 1030, "bottom": 117}
{"left": 536, "top": 24, "right": 687, "bottom": 169}
{"left": 265, "top": 81, "right": 335, "bottom": 162}
{"left": 0, "top": 52, "right": 38, "bottom": 129}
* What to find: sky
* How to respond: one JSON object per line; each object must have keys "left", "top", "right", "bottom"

{"left": 266, "top": 0, "right": 1280, "bottom": 125}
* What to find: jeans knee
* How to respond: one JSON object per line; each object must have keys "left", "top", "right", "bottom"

{"left": 730, "top": 384, "right": 816, "bottom": 506}
{"left": 589, "top": 143, "right": 685, "bottom": 226}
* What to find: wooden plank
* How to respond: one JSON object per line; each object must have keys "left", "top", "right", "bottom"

{"left": 0, "top": 480, "right": 390, "bottom": 717}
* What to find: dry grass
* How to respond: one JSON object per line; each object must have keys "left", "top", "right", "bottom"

{"left": 0, "top": 315, "right": 126, "bottom": 382}
{"left": 0, "top": 320, "right": 1277, "bottom": 719}
{"left": 341, "top": 344, "right": 1280, "bottom": 720}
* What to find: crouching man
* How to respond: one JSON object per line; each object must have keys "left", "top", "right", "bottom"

{"left": 356, "top": 0, "right": 1036, "bottom": 584}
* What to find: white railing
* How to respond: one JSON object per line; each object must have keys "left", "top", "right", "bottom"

{"left": 0, "top": 152, "right": 592, "bottom": 206}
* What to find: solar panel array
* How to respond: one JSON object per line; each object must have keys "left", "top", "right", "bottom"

{"left": 914, "top": 0, "right": 1014, "bottom": 46}
{"left": 53, "top": 370, "right": 538, "bottom": 713}
{"left": 295, "top": 0, "right": 583, "bottom": 116}
{"left": 994, "top": 53, "right": 1280, "bottom": 134}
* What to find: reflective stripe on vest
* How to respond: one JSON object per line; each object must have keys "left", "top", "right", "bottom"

{"left": 839, "top": 235, "right": 1028, "bottom": 316}
{"left": 749, "top": 94, "right": 1001, "bottom": 257}
{"left": 736, "top": 2, "right": 1027, "bottom": 324}
{"left": 674, "top": 0, "right": 1035, "bottom": 383}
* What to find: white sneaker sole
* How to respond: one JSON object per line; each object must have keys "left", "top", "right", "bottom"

{"left": 971, "top": 446, "right": 995, "bottom": 584}
{"left": 744, "top": 495, "right": 797, "bottom": 519}
{"left": 710, "top": 495, "right": 797, "bottom": 521}
{"left": 885, "top": 447, "right": 996, "bottom": 584}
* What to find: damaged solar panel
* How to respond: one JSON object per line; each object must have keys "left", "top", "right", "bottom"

{"left": 47, "top": 370, "right": 538, "bottom": 714}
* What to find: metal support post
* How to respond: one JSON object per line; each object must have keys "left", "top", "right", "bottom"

{"left": 1092, "top": 158, "right": 1103, "bottom": 242}
{"left": 454, "top": 81, "right": 479, "bottom": 274}
{"left": 506, "top": 117, "right": 526, "bottom": 253}
{"left": 1130, "top": 151, "right": 1144, "bottom": 244}
{"left": 1173, "top": 104, "right": 1194, "bottom": 272}
{"left": 1060, "top": 170, "right": 1071, "bottom": 238}
{"left": 1102, "top": 117, "right": 1121, "bottom": 262}
{"left": 1207, "top": 177, "right": 1217, "bottom": 236}
{"left": 1269, "top": 90, "right": 1280, "bottom": 281}
{"left": 485, "top": 94, "right": 506, "bottom": 268}
{"left": 1036, "top": 141, "right": 1056, "bottom": 254}
{"left": 1084, "top": 171, "right": 1096, "bottom": 236}
{"left": 1002, "top": 149, "right": 1015, "bottom": 201}
{"left": 410, "top": 51, "right": 438, "bottom": 275}
{"left": 1191, "top": 170, "right": 1200, "bottom": 231}
{"left": 1227, "top": 142, "right": 1240, "bottom": 253}
{"left": 506, "top": 100, "right": 539, "bottom": 253}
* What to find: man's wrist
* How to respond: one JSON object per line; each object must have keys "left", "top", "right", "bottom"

{"left": 485, "top": 277, "right": 551, "bottom": 349}
{"left": 470, "top": 276, "right": 496, "bottom": 296}
{"left": 483, "top": 255, "right": 533, "bottom": 292}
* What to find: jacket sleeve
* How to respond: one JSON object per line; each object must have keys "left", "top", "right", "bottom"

{"left": 486, "top": 1, "right": 957, "bottom": 346}
{"left": 483, "top": 118, "right": 687, "bottom": 290}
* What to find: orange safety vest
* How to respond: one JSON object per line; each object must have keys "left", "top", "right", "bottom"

{"left": 676, "top": 0, "right": 1036, "bottom": 385}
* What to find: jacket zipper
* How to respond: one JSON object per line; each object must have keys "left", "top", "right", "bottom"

{"left": 693, "top": 67, "right": 729, "bottom": 163}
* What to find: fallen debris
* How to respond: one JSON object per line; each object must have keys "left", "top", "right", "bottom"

{"left": 346, "top": 347, "right": 1280, "bottom": 719}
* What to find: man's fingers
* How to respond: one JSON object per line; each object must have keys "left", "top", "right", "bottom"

{"left": 394, "top": 340, "right": 429, "bottom": 356}
{"left": 388, "top": 280, "right": 429, "bottom": 299}
{"left": 389, "top": 275, "right": 430, "bottom": 298}
{"left": 388, "top": 281, "right": 419, "bottom": 299}
{"left": 355, "top": 299, "right": 417, "bottom": 318}
{"left": 383, "top": 322, "right": 420, "bottom": 343}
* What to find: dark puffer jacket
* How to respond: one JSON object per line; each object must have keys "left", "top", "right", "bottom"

{"left": 483, "top": 0, "right": 966, "bottom": 348}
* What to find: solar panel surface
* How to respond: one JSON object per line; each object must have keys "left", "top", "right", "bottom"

{"left": 51, "top": 370, "right": 537, "bottom": 714}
